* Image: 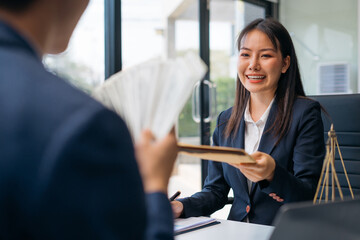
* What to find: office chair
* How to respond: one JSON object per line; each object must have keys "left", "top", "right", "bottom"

{"left": 310, "top": 94, "right": 360, "bottom": 198}
{"left": 225, "top": 94, "right": 360, "bottom": 205}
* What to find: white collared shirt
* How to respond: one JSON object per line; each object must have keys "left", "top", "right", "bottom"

{"left": 244, "top": 98, "right": 275, "bottom": 193}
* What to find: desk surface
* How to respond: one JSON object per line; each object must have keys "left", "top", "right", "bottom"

{"left": 175, "top": 218, "right": 274, "bottom": 240}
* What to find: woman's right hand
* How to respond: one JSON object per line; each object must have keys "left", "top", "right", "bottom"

{"left": 171, "top": 200, "right": 184, "bottom": 218}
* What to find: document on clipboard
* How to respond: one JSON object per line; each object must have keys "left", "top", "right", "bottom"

{"left": 174, "top": 217, "right": 220, "bottom": 235}
{"left": 177, "top": 143, "right": 255, "bottom": 164}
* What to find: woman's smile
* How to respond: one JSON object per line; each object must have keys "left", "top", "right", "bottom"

{"left": 246, "top": 74, "right": 266, "bottom": 83}
{"left": 237, "top": 29, "right": 290, "bottom": 98}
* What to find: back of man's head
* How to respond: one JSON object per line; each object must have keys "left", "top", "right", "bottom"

{"left": 0, "top": 0, "right": 34, "bottom": 11}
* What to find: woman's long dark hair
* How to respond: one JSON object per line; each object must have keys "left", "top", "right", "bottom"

{"left": 225, "top": 18, "right": 305, "bottom": 144}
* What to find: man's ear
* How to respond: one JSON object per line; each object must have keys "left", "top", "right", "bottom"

{"left": 281, "top": 56, "right": 290, "bottom": 73}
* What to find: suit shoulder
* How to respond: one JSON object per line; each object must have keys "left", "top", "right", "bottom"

{"left": 292, "top": 97, "right": 322, "bottom": 125}
{"left": 293, "top": 97, "right": 321, "bottom": 112}
{"left": 217, "top": 106, "right": 233, "bottom": 124}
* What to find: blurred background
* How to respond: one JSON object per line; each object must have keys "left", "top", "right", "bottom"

{"left": 43, "top": 0, "right": 359, "bottom": 219}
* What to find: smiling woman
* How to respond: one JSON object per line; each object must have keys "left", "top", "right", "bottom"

{"left": 172, "top": 18, "right": 325, "bottom": 226}
{"left": 227, "top": 18, "right": 304, "bottom": 141}
{"left": 237, "top": 29, "right": 290, "bottom": 105}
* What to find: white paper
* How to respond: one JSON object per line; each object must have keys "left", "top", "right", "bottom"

{"left": 92, "top": 52, "right": 207, "bottom": 142}
{"left": 174, "top": 217, "right": 218, "bottom": 234}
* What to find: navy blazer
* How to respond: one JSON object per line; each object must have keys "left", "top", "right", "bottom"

{"left": 180, "top": 98, "right": 325, "bottom": 225}
{"left": 0, "top": 21, "right": 173, "bottom": 239}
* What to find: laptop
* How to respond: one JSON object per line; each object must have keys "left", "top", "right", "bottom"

{"left": 269, "top": 198, "right": 360, "bottom": 240}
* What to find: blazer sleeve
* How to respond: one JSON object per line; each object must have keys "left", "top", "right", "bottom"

{"left": 29, "top": 106, "right": 152, "bottom": 239}
{"left": 259, "top": 100, "right": 325, "bottom": 202}
{"left": 179, "top": 111, "right": 230, "bottom": 217}
{"left": 145, "top": 193, "right": 174, "bottom": 240}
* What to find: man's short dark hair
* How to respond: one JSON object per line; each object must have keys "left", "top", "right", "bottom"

{"left": 0, "top": 0, "right": 35, "bottom": 11}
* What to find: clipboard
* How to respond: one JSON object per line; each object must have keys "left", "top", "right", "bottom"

{"left": 177, "top": 143, "right": 255, "bottom": 164}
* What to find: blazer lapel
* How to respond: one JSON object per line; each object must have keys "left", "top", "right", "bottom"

{"left": 232, "top": 117, "right": 251, "bottom": 194}
{"left": 232, "top": 116, "right": 245, "bottom": 149}
{"left": 257, "top": 100, "right": 278, "bottom": 155}
{"left": 250, "top": 100, "right": 279, "bottom": 194}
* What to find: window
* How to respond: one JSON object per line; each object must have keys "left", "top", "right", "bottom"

{"left": 209, "top": 0, "right": 269, "bottom": 135}
{"left": 208, "top": 0, "right": 271, "bottom": 219}
{"left": 165, "top": 0, "right": 202, "bottom": 199}
{"left": 43, "top": 0, "right": 105, "bottom": 94}
{"left": 121, "top": 0, "right": 164, "bottom": 67}
{"left": 121, "top": 0, "right": 203, "bottom": 199}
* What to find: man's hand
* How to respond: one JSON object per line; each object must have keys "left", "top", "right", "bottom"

{"left": 135, "top": 128, "right": 178, "bottom": 193}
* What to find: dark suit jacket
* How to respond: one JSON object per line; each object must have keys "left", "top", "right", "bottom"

{"left": 180, "top": 98, "right": 325, "bottom": 225}
{"left": 0, "top": 20, "right": 173, "bottom": 239}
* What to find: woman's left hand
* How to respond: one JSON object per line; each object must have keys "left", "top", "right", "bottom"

{"left": 230, "top": 152, "right": 276, "bottom": 182}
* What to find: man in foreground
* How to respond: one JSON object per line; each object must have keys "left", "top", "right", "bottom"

{"left": 0, "top": 0, "right": 177, "bottom": 239}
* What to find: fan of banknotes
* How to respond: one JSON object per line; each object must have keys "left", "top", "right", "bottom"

{"left": 92, "top": 52, "right": 207, "bottom": 142}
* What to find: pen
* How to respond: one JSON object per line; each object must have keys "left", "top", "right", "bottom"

{"left": 169, "top": 191, "right": 181, "bottom": 201}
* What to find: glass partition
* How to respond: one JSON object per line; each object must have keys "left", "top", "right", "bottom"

{"left": 280, "top": 0, "right": 358, "bottom": 94}
{"left": 122, "top": 0, "right": 203, "bottom": 198}
{"left": 209, "top": 0, "right": 267, "bottom": 135}
{"left": 208, "top": 0, "right": 269, "bottom": 219}
{"left": 43, "top": 0, "right": 105, "bottom": 94}
{"left": 122, "top": 0, "right": 164, "bottom": 67}
{"left": 166, "top": 0, "right": 202, "bottom": 198}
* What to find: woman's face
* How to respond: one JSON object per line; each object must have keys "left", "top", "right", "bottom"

{"left": 237, "top": 29, "right": 290, "bottom": 99}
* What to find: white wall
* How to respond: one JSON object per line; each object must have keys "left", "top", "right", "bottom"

{"left": 280, "top": 0, "right": 358, "bottom": 94}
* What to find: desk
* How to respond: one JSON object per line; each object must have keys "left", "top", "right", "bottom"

{"left": 175, "top": 218, "right": 274, "bottom": 240}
